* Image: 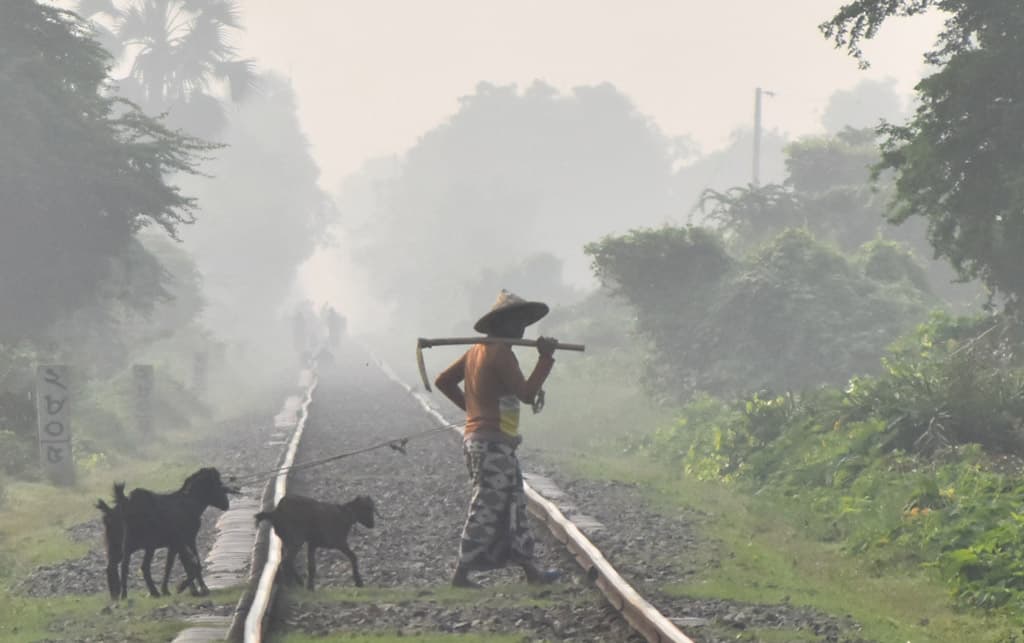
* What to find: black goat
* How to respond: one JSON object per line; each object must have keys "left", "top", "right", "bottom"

{"left": 96, "top": 467, "right": 232, "bottom": 599}
{"left": 97, "top": 483, "right": 200, "bottom": 600}
{"left": 255, "top": 494, "right": 374, "bottom": 590}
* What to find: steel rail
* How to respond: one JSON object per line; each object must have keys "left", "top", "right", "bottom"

{"left": 239, "top": 374, "right": 319, "bottom": 643}
{"left": 370, "top": 352, "right": 693, "bottom": 643}
{"left": 526, "top": 487, "right": 693, "bottom": 643}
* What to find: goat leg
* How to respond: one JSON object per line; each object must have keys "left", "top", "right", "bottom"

{"left": 141, "top": 548, "right": 161, "bottom": 597}
{"left": 161, "top": 548, "right": 175, "bottom": 596}
{"left": 190, "top": 537, "right": 210, "bottom": 596}
{"left": 119, "top": 552, "right": 130, "bottom": 599}
{"left": 306, "top": 545, "right": 317, "bottom": 591}
{"left": 176, "top": 546, "right": 207, "bottom": 596}
{"left": 173, "top": 540, "right": 204, "bottom": 596}
{"left": 188, "top": 547, "right": 210, "bottom": 597}
{"left": 339, "top": 544, "right": 362, "bottom": 588}
{"left": 282, "top": 543, "right": 303, "bottom": 586}
{"left": 105, "top": 556, "right": 121, "bottom": 601}
{"left": 191, "top": 555, "right": 210, "bottom": 596}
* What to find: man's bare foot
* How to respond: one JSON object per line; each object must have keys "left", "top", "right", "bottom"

{"left": 523, "top": 563, "right": 561, "bottom": 585}
{"left": 451, "top": 566, "right": 482, "bottom": 589}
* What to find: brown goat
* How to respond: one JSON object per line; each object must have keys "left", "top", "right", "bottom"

{"left": 254, "top": 494, "right": 374, "bottom": 590}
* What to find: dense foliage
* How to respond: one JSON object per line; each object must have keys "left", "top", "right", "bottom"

{"left": 823, "top": 0, "right": 1024, "bottom": 308}
{"left": 587, "top": 226, "right": 932, "bottom": 401}
{"left": 78, "top": 0, "right": 255, "bottom": 137}
{"left": 0, "top": 1, "right": 289, "bottom": 494}
{"left": 0, "top": 0, "right": 208, "bottom": 342}
{"left": 629, "top": 309, "right": 1024, "bottom": 609}
{"left": 698, "top": 128, "right": 914, "bottom": 254}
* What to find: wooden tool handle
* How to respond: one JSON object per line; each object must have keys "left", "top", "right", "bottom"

{"left": 418, "top": 337, "right": 585, "bottom": 352}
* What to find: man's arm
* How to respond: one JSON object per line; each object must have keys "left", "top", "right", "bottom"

{"left": 498, "top": 338, "right": 556, "bottom": 404}
{"left": 434, "top": 353, "right": 467, "bottom": 411}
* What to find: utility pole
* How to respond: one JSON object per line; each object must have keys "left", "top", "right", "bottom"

{"left": 752, "top": 87, "right": 775, "bottom": 187}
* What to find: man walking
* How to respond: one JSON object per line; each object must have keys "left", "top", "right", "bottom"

{"left": 435, "top": 290, "right": 561, "bottom": 588}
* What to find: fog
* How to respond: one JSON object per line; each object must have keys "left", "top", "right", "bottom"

{"left": 1, "top": 0, "right": 964, "bottom": 473}
{"left": 8, "top": 4, "right": 1024, "bottom": 634}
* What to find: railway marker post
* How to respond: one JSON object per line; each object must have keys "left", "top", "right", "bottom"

{"left": 133, "top": 364, "right": 154, "bottom": 433}
{"left": 35, "top": 365, "right": 74, "bottom": 486}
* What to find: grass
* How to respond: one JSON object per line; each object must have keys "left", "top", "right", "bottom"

{"left": 516, "top": 348, "right": 1024, "bottom": 642}
{"left": 567, "top": 453, "right": 1024, "bottom": 643}
{"left": 525, "top": 347, "right": 674, "bottom": 455}
{"left": 0, "top": 453, "right": 196, "bottom": 575}
{"left": 0, "top": 590, "right": 230, "bottom": 643}
{"left": 740, "top": 628, "right": 822, "bottom": 642}
{"left": 270, "top": 633, "right": 525, "bottom": 643}
{"left": 0, "top": 412, "right": 265, "bottom": 642}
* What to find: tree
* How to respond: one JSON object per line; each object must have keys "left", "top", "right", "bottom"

{"left": 695, "top": 129, "right": 884, "bottom": 252}
{"left": 823, "top": 0, "right": 1024, "bottom": 308}
{"left": 784, "top": 127, "right": 890, "bottom": 250}
{"left": 78, "top": 0, "right": 255, "bottom": 137}
{"left": 179, "top": 73, "right": 336, "bottom": 343}
{"left": 0, "top": 0, "right": 208, "bottom": 341}
{"left": 821, "top": 78, "right": 906, "bottom": 133}
{"left": 696, "top": 183, "right": 805, "bottom": 250}
{"left": 676, "top": 127, "right": 788, "bottom": 215}
{"left": 349, "top": 81, "right": 680, "bottom": 336}
{"left": 587, "top": 227, "right": 932, "bottom": 401}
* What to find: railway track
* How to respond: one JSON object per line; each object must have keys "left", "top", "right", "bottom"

{"left": 225, "top": 341, "right": 694, "bottom": 642}
{"left": 9, "top": 337, "right": 871, "bottom": 642}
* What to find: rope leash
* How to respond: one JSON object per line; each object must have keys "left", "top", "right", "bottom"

{"left": 226, "top": 423, "right": 461, "bottom": 488}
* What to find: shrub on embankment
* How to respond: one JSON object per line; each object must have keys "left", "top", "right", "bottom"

{"left": 633, "top": 312, "right": 1024, "bottom": 610}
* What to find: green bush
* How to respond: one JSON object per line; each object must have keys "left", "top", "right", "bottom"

{"left": 844, "top": 313, "right": 1024, "bottom": 454}
{"left": 588, "top": 228, "right": 933, "bottom": 402}
{"left": 634, "top": 312, "right": 1024, "bottom": 611}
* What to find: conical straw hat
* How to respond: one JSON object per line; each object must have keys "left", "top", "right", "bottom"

{"left": 474, "top": 289, "right": 549, "bottom": 334}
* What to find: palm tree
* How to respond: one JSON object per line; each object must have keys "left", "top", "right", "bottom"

{"left": 78, "top": 0, "right": 255, "bottom": 137}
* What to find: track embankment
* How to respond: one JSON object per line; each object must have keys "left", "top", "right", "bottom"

{"left": 266, "top": 343, "right": 644, "bottom": 642}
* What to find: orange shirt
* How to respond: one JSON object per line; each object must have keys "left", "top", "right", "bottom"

{"left": 435, "top": 343, "right": 554, "bottom": 440}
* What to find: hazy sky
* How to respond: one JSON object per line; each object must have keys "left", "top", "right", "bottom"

{"left": 235, "top": 1, "right": 944, "bottom": 190}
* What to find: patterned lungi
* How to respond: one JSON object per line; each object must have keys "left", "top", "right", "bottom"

{"left": 458, "top": 439, "right": 535, "bottom": 570}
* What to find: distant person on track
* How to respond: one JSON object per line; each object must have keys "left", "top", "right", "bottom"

{"left": 322, "top": 304, "right": 345, "bottom": 350}
{"left": 434, "top": 290, "right": 561, "bottom": 588}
